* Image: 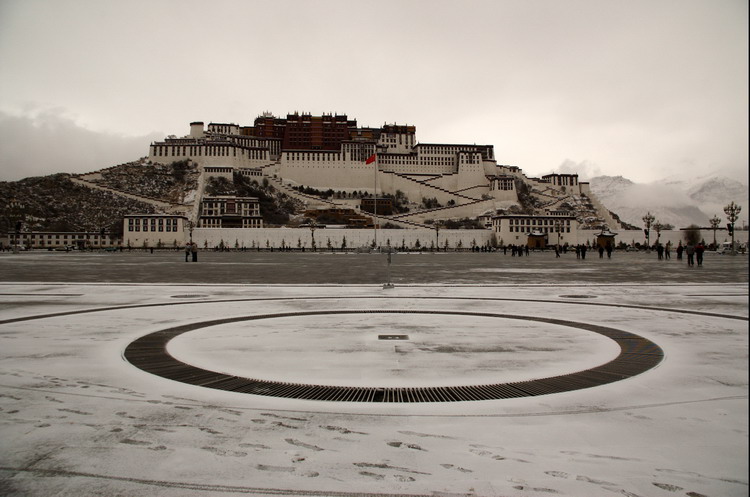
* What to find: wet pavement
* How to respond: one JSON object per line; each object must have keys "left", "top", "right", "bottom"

{"left": 0, "top": 249, "right": 747, "bottom": 496}
{"left": 1, "top": 249, "right": 747, "bottom": 285}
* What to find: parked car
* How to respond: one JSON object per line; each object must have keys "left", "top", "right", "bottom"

{"left": 718, "top": 242, "right": 735, "bottom": 254}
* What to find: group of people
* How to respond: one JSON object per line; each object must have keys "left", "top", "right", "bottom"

{"left": 657, "top": 240, "right": 705, "bottom": 266}
{"left": 505, "top": 244, "right": 530, "bottom": 256}
{"left": 596, "top": 243, "right": 614, "bottom": 259}
{"left": 655, "top": 241, "right": 672, "bottom": 260}
{"left": 682, "top": 240, "right": 705, "bottom": 267}
{"left": 184, "top": 242, "right": 198, "bottom": 262}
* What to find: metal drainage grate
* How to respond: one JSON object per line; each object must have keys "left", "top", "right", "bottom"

{"left": 124, "top": 310, "right": 664, "bottom": 403}
{"left": 379, "top": 334, "right": 409, "bottom": 340}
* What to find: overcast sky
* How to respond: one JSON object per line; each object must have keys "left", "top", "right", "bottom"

{"left": 0, "top": 0, "right": 747, "bottom": 183}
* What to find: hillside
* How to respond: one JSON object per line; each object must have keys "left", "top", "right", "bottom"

{"left": 82, "top": 158, "right": 199, "bottom": 204}
{"left": 0, "top": 173, "right": 156, "bottom": 234}
{"left": 0, "top": 161, "right": 305, "bottom": 234}
{"left": 510, "top": 177, "right": 621, "bottom": 230}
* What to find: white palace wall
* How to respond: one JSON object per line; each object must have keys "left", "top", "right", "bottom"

{"left": 378, "top": 173, "right": 457, "bottom": 205}
{"left": 149, "top": 146, "right": 271, "bottom": 169}
{"left": 279, "top": 157, "right": 376, "bottom": 191}
{"left": 277, "top": 164, "right": 490, "bottom": 208}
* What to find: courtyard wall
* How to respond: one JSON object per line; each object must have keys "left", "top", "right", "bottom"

{"left": 190, "top": 227, "right": 748, "bottom": 251}
{"left": 193, "top": 227, "right": 494, "bottom": 250}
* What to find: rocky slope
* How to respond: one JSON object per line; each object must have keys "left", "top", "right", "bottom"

{"left": 0, "top": 173, "right": 156, "bottom": 234}
{"left": 83, "top": 158, "right": 199, "bottom": 204}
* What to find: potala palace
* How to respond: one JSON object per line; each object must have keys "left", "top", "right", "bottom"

{"left": 146, "top": 112, "right": 597, "bottom": 218}
{"left": 8, "top": 111, "right": 655, "bottom": 251}
{"left": 114, "top": 111, "right": 630, "bottom": 250}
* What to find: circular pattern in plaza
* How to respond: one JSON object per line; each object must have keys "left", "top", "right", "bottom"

{"left": 124, "top": 309, "right": 664, "bottom": 403}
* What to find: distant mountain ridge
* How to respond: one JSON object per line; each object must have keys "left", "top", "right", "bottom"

{"left": 589, "top": 173, "right": 748, "bottom": 229}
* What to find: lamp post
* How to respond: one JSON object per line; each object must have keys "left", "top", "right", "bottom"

{"left": 383, "top": 243, "right": 394, "bottom": 289}
{"left": 642, "top": 212, "right": 655, "bottom": 249}
{"left": 435, "top": 225, "right": 440, "bottom": 252}
{"left": 309, "top": 219, "right": 317, "bottom": 252}
{"left": 723, "top": 201, "right": 741, "bottom": 255}
{"left": 554, "top": 220, "right": 561, "bottom": 248}
{"left": 709, "top": 215, "right": 721, "bottom": 250}
{"left": 9, "top": 199, "right": 24, "bottom": 253}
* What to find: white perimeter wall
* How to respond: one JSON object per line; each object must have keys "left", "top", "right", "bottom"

{"left": 194, "top": 227, "right": 494, "bottom": 250}
{"left": 123, "top": 226, "right": 748, "bottom": 251}
{"left": 606, "top": 229, "right": 748, "bottom": 248}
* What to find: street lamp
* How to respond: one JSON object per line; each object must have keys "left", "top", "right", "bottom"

{"left": 723, "top": 201, "right": 742, "bottom": 255}
{"left": 554, "top": 220, "right": 561, "bottom": 247}
{"left": 709, "top": 215, "right": 721, "bottom": 250}
{"left": 642, "top": 212, "right": 655, "bottom": 249}
{"left": 8, "top": 199, "right": 24, "bottom": 253}
{"left": 383, "top": 243, "right": 395, "bottom": 289}
{"left": 309, "top": 219, "right": 317, "bottom": 252}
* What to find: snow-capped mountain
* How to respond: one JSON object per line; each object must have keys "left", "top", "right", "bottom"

{"left": 589, "top": 174, "right": 748, "bottom": 229}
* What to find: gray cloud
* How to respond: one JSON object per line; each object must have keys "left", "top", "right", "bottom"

{"left": 0, "top": 109, "right": 161, "bottom": 181}
{"left": 0, "top": 0, "right": 746, "bottom": 183}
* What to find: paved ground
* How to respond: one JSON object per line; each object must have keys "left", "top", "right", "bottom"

{"left": 0, "top": 249, "right": 747, "bottom": 285}
{"left": 0, "top": 251, "right": 747, "bottom": 496}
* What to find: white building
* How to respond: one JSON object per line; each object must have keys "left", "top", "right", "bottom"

{"left": 492, "top": 213, "right": 578, "bottom": 247}
{"left": 7, "top": 231, "right": 119, "bottom": 250}
{"left": 199, "top": 196, "right": 263, "bottom": 229}
{"left": 122, "top": 214, "right": 189, "bottom": 248}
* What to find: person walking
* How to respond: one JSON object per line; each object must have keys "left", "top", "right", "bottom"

{"left": 605, "top": 242, "right": 613, "bottom": 259}
{"left": 554, "top": 245, "right": 560, "bottom": 258}
{"left": 665, "top": 241, "right": 671, "bottom": 260}
{"left": 656, "top": 243, "right": 664, "bottom": 260}
{"left": 598, "top": 245, "right": 604, "bottom": 258}
{"left": 184, "top": 242, "right": 191, "bottom": 262}
{"left": 676, "top": 241, "right": 683, "bottom": 260}
{"left": 695, "top": 240, "right": 705, "bottom": 266}
{"left": 191, "top": 242, "right": 198, "bottom": 262}
{"left": 580, "top": 244, "right": 587, "bottom": 260}
{"left": 685, "top": 241, "right": 695, "bottom": 267}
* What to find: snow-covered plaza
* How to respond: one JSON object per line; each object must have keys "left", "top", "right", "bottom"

{"left": 0, "top": 251, "right": 747, "bottom": 496}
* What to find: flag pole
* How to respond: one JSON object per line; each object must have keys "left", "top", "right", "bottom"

{"left": 373, "top": 153, "right": 378, "bottom": 250}
{"left": 365, "top": 152, "right": 378, "bottom": 250}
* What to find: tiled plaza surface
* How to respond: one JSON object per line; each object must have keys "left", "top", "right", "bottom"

{"left": 0, "top": 251, "right": 747, "bottom": 496}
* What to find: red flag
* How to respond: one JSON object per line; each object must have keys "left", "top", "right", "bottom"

{"left": 365, "top": 154, "right": 376, "bottom": 164}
